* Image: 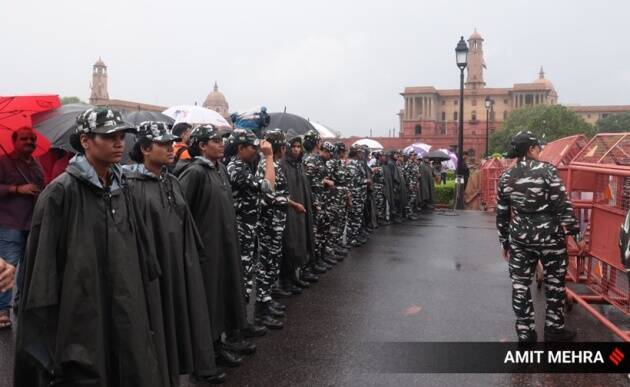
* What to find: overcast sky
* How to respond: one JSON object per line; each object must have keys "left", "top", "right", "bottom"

{"left": 1, "top": 0, "right": 627, "bottom": 137}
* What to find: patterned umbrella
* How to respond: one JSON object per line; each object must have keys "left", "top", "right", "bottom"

{"left": 404, "top": 142, "right": 432, "bottom": 157}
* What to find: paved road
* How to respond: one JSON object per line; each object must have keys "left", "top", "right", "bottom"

{"left": 1, "top": 210, "right": 627, "bottom": 386}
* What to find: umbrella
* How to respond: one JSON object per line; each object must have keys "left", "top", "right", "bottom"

{"left": 403, "top": 142, "right": 432, "bottom": 157}
{"left": 34, "top": 103, "right": 136, "bottom": 163}
{"left": 310, "top": 121, "right": 341, "bottom": 138}
{"left": 163, "top": 105, "right": 231, "bottom": 128}
{"left": 267, "top": 112, "right": 316, "bottom": 135}
{"left": 426, "top": 150, "right": 451, "bottom": 161}
{"left": 436, "top": 148, "right": 458, "bottom": 170}
{"left": 352, "top": 138, "right": 383, "bottom": 150}
{"left": 33, "top": 103, "right": 93, "bottom": 152}
{"left": 0, "top": 95, "right": 60, "bottom": 156}
{"left": 122, "top": 110, "right": 175, "bottom": 126}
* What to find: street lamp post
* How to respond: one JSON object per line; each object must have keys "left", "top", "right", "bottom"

{"left": 484, "top": 96, "right": 494, "bottom": 158}
{"left": 455, "top": 36, "right": 468, "bottom": 210}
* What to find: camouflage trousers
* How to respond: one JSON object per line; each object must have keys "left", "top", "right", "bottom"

{"left": 374, "top": 184, "right": 386, "bottom": 222}
{"left": 346, "top": 189, "right": 365, "bottom": 243}
{"left": 256, "top": 209, "right": 287, "bottom": 303}
{"left": 310, "top": 190, "right": 327, "bottom": 260}
{"left": 406, "top": 184, "right": 418, "bottom": 215}
{"left": 508, "top": 242, "right": 568, "bottom": 339}
{"left": 325, "top": 190, "right": 347, "bottom": 249}
{"left": 236, "top": 220, "right": 257, "bottom": 302}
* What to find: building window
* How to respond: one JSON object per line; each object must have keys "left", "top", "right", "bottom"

{"left": 504, "top": 99, "right": 508, "bottom": 104}
{"left": 441, "top": 100, "right": 445, "bottom": 105}
{"left": 471, "top": 111, "right": 477, "bottom": 121}
{"left": 602, "top": 113, "right": 609, "bottom": 119}
{"left": 414, "top": 124, "right": 422, "bottom": 135}
{"left": 525, "top": 94, "right": 533, "bottom": 105}
{"left": 453, "top": 100, "right": 458, "bottom": 106}
{"left": 503, "top": 111, "right": 508, "bottom": 120}
{"left": 472, "top": 99, "right": 477, "bottom": 106}
{"left": 490, "top": 111, "right": 496, "bottom": 121}
{"left": 587, "top": 114, "right": 591, "bottom": 119}
{"left": 441, "top": 112, "right": 446, "bottom": 121}
{"left": 453, "top": 112, "right": 458, "bottom": 121}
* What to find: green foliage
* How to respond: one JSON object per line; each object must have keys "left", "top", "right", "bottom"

{"left": 446, "top": 170, "right": 455, "bottom": 181}
{"left": 434, "top": 180, "right": 456, "bottom": 205}
{"left": 596, "top": 112, "right": 630, "bottom": 133}
{"left": 60, "top": 96, "right": 86, "bottom": 105}
{"left": 489, "top": 105, "right": 595, "bottom": 154}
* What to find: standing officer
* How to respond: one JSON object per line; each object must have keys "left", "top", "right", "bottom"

{"left": 497, "top": 131, "right": 582, "bottom": 342}
{"left": 304, "top": 139, "right": 337, "bottom": 269}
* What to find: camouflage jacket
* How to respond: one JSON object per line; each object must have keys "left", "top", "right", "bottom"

{"left": 302, "top": 152, "right": 328, "bottom": 191}
{"left": 326, "top": 158, "right": 350, "bottom": 194}
{"left": 344, "top": 159, "right": 366, "bottom": 194}
{"left": 227, "top": 156, "right": 272, "bottom": 224}
{"left": 257, "top": 158, "right": 289, "bottom": 210}
{"left": 403, "top": 160, "right": 420, "bottom": 187}
{"left": 621, "top": 209, "right": 630, "bottom": 271}
{"left": 496, "top": 158, "right": 580, "bottom": 249}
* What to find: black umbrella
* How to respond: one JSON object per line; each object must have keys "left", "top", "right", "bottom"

{"left": 32, "top": 103, "right": 93, "bottom": 151}
{"left": 268, "top": 112, "right": 316, "bottom": 135}
{"left": 426, "top": 150, "right": 450, "bottom": 161}
{"left": 121, "top": 110, "right": 174, "bottom": 126}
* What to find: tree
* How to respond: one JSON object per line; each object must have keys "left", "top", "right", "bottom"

{"left": 489, "top": 105, "right": 595, "bottom": 154}
{"left": 60, "top": 96, "right": 86, "bottom": 105}
{"left": 596, "top": 112, "right": 630, "bottom": 133}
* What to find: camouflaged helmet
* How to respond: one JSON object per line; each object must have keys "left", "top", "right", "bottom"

{"left": 263, "top": 128, "right": 286, "bottom": 145}
{"left": 285, "top": 129, "right": 302, "bottom": 145}
{"left": 229, "top": 128, "right": 260, "bottom": 147}
{"left": 334, "top": 142, "right": 347, "bottom": 153}
{"left": 304, "top": 129, "right": 320, "bottom": 142}
{"left": 188, "top": 124, "right": 227, "bottom": 145}
{"left": 75, "top": 107, "right": 135, "bottom": 135}
{"left": 136, "top": 121, "right": 180, "bottom": 143}
{"left": 321, "top": 141, "right": 336, "bottom": 153}
{"left": 511, "top": 130, "right": 544, "bottom": 147}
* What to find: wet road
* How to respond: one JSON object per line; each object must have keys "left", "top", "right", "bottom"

{"left": 1, "top": 211, "right": 628, "bottom": 386}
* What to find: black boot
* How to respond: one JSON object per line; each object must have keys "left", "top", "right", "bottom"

{"left": 255, "top": 302, "right": 283, "bottom": 329}
{"left": 271, "top": 287, "right": 292, "bottom": 298}
{"left": 293, "top": 278, "right": 310, "bottom": 289}
{"left": 269, "top": 299, "right": 286, "bottom": 311}
{"left": 301, "top": 270, "right": 319, "bottom": 283}
{"left": 517, "top": 330, "right": 538, "bottom": 345}
{"left": 215, "top": 342, "right": 242, "bottom": 368}
{"left": 544, "top": 327, "right": 576, "bottom": 342}
{"left": 242, "top": 322, "right": 267, "bottom": 338}
{"left": 223, "top": 333, "right": 257, "bottom": 355}
{"left": 190, "top": 370, "right": 227, "bottom": 385}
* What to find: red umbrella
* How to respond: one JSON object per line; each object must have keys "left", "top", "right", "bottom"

{"left": 0, "top": 95, "right": 60, "bottom": 157}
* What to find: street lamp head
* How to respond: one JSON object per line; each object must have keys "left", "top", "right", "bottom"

{"left": 485, "top": 96, "right": 492, "bottom": 110}
{"left": 455, "top": 36, "right": 468, "bottom": 69}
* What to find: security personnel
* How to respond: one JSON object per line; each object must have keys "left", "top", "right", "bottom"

{"left": 311, "top": 141, "right": 340, "bottom": 267}
{"left": 326, "top": 143, "right": 351, "bottom": 259}
{"left": 345, "top": 144, "right": 367, "bottom": 247}
{"left": 226, "top": 129, "right": 281, "bottom": 330}
{"left": 403, "top": 150, "right": 420, "bottom": 220}
{"left": 302, "top": 130, "right": 335, "bottom": 273}
{"left": 497, "top": 131, "right": 582, "bottom": 342}
{"left": 371, "top": 151, "right": 388, "bottom": 225}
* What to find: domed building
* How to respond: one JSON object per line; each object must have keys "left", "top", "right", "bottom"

{"left": 203, "top": 82, "right": 230, "bottom": 118}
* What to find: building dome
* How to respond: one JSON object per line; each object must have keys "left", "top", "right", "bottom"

{"left": 469, "top": 28, "right": 482, "bottom": 40}
{"left": 203, "top": 82, "right": 229, "bottom": 117}
{"left": 534, "top": 67, "right": 554, "bottom": 89}
{"left": 94, "top": 57, "right": 106, "bottom": 67}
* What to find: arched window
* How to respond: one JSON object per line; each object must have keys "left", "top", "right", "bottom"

{"left": 414, "top": 124, "right": 422, "bottom": 135}
{"left": 453, "top": 112, "right": 458, "bottom": 121}
{"left": 503, "top": 111, "right": 508, "bottom": 120}
{"left": 471, "top": 111, "right": 477, "bottom": 121}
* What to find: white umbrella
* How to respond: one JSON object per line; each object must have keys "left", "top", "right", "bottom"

{"left": 352, "top": 138, "right": 384, "bottom": 150}
{"left": 403, "top": 142, "right": 432, "bottom": 157}
{"left": 436, "top": 148, "right": 458, "bottom": 170}
{"left": 310, "top": 121, "right": 341, "bottom": 138}
{"left": 163, "top": 105, "right": 231, "bottom": 128}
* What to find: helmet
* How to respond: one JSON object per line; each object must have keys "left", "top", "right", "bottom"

{"left": 75, "top": 107, "right": 134, "bottom": 135}
{"left": 334, "top": 142, "right": 347, "bottom": 153}
{"left": 229, "top": 128, "right": 259, "bottom": 147}
{"left": 304, "top": 129, "right": 320, "bottom": 142}
{"left": 321, "top": 141, "right": 336, "bottom": 153}
{"left": 263, "top": 128, "right": 286, "bottom": 145}
{"left": 189, "top": 124, "right": 227, "bottom": 144}
{"left": 136, "top": 121, "right": 180, "bottom": 143}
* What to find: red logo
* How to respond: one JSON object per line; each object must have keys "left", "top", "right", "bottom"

{"left": 609, "top": 348, "right": 624, "bottom": 366}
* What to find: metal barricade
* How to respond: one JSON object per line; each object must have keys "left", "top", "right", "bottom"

{"left": 479, "top": 158, "right": 505, "bottom": 211}
{"left": 565, "top": 133, "right": 630, "bottom": 342}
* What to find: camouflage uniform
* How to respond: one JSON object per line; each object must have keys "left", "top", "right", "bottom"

{"left": 345, "top": 158, "right": 366, "bottom": 244}
{"left": 227, "top": 156, "right": 271, "bottom": 301}
{"left": 372, "top": 159, "right": 387, "bottom": 223}
{"left": 303, "top": 151, "right": 329, "bottom": 260}
{"left": 256, "top": 157, "right": 289, "bottom": 303}
{"left": 326, "top": 154, "right": 350, "bottom": 249}
{"left": 496, "top": 132, "right": 580, "bottom": 340}
{"left": 403, "top": 156, "right": 420, "bottom": 217}
{"left": 621, "top": 209, "right": 630, "bottom": 281}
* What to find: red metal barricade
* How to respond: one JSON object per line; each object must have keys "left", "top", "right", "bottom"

{"left": 479, "top": 158, "right": 504, "bottom": 211}
{"left": 564, "top": 133, "right": 630, "bottom": 342}
{"left": 539, "top": 134, "right": 588, "bottom": 182}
